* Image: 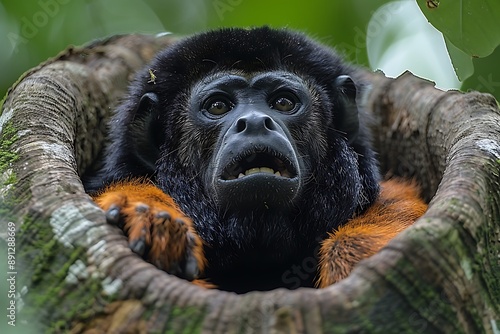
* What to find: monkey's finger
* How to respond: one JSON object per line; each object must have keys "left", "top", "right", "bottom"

{"left": 147, "top": 210, "right": 174, "bottom": 266}
{"left": 123, "top": 203, "right": 152, "bottom": 256}
{"left": 105, "top": 204, "right": 122, "bottom": 225}
{"left": 182, "top": 233, "right": 201, "bottom": 280}
{"left": 129, "top": 232, "right": 147, "bottom": 256}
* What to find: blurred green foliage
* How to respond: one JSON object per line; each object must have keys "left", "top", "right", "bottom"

{"left": 0, "top": 0, "right": 386, "bottom": 98}
{"left": 1, "top": 0, "right": 499, "bottom": 101}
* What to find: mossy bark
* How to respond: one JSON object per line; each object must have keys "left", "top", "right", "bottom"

{"left": 0, "top": 34, "right": 499, "bottom": 333}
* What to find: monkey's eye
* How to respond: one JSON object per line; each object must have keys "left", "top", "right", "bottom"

{"left": 270, "top": 94, "right": 298, "bottom": 112}
{"left": 203, "top": 97, "right": 233, "bottom": 115}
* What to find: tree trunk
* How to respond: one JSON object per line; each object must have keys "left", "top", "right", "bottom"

{"left": 1, "top": 34, "right": 499, "bottom": 333}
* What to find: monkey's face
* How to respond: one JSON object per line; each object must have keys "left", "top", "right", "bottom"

{"left": 187, "top": 71, "right": 316, "bottom": 212}
{"left": 161, "top": 68, "right": 366, "bottom": 220}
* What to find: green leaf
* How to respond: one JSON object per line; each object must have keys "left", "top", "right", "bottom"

{"left": 444, "top": 37, "right": 474, "bottom": 81}
{"left": 418, "top": 0, "right": 500, "bottom": 58}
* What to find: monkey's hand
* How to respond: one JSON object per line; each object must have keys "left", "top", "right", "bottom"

{"left": 316, "top": 180, "right": 427, "bottom": 288}
{"left": 93, "top": 179, "right": 206, "bottom": 281}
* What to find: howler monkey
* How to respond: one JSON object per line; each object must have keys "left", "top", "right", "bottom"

{"left": 85, "top": 27, "right": 427, "bottom": 293}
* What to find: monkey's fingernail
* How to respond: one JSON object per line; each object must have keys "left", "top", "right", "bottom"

{"left": 106, "top": 205, "right": 121, "bottom": 224}
{"left": 135, "top": 203, "right": 149, "bottom": 213}
{"left": 183, "top": 254, "right": 199, "bottom": 281}
{"left": 186, "top": 233, "right": 196, "bottom": 247}
{"left": 174, "top": 218, "right": 186, "bottom": 226}
{"left": 155, "top": 211, "right": 171, "bottom": 221}
{"left": 129, "top": 238, "right": 146, "bottom": 256}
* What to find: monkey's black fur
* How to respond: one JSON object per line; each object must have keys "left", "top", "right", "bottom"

{"left": 85, "top": 27, "right": 380, "bottom": 292}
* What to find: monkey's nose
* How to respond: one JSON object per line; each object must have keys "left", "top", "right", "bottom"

{"left": 234, "top": 112, "right": 279, "bottom": 135}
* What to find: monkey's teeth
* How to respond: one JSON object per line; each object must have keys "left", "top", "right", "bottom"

{"left": 239, "top": 167, "right": 281, "bottom": 177}
{"left": 232, "top": 167, "right": 289, "bottom": 179}
{"left": 245, "top": 168, "right": 261, "bottom": 176}
{"left": 260, "top": 167, "right": 274, "bottom": 174}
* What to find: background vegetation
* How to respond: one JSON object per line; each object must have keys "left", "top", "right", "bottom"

{"left": 1, "top": 0, "right": 499, "bottom": 101}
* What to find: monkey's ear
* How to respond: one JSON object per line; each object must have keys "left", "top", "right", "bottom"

{"left": 132, "top": 92, "right": 159, "bottom": 121}
{"left": 335, "top": 75, "right": 359, "bottom": 144}
{"left": 130, "top": 92, "right": 163, "bottom": 172}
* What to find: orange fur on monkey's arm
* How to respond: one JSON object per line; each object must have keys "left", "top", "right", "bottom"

{"left": 316, "top": 179, "right": 428, "bottom": 288}
{"left": 92, "top": 179, "right": 207, "bottom": 283}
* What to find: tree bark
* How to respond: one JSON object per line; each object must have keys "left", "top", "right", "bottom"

{"left": 1, "top": 34, "right": 499, "bottom": 333}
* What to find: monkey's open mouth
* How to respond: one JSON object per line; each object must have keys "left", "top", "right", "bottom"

{"left": 221, "top": 150, "right": 297, "bottom": 181}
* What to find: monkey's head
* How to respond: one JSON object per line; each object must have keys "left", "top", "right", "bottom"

{"left": 104, "top": 27, "right": 380, "bottom": 284}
